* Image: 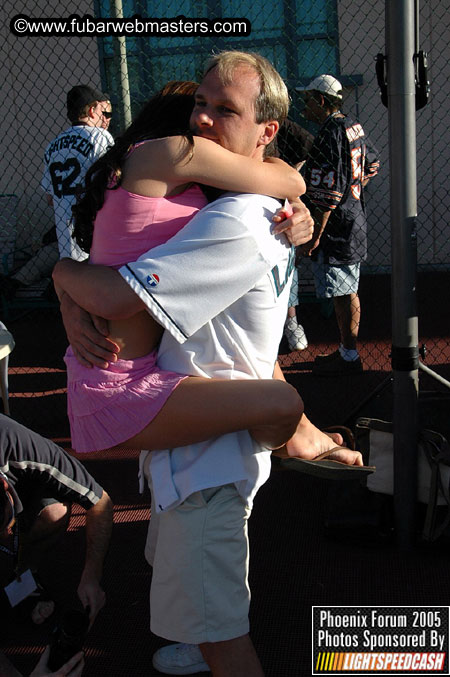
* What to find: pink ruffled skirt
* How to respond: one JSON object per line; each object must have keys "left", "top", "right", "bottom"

{"left": 64, "top": 346, "right": 187, "bottom": 453}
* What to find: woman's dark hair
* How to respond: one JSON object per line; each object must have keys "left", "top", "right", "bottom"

{"left": 72, "top": 80, "right": 199, "bottom": 253}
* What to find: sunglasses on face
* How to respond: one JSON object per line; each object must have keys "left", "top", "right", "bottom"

{"left": 101, "top": 111, "right": 113, "bottom": 119}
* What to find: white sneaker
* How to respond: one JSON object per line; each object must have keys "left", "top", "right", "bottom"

{"left": 152, "top": 643, "right": 209, "bottom": 675}
{"left": 284, "top": 318, "right": 308, "bottom": 351}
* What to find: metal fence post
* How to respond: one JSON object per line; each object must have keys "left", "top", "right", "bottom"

{"left": 386, "top": 0, "right": 419, "bottom": 548}
{"left": 112, "top": 0, "right": 132, "bottom": 129}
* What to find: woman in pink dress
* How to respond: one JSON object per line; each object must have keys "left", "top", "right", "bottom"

{"left": 55, "top": 79, "right": 362, "bottom": 469}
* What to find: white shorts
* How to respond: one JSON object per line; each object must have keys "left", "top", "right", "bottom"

{"left": 146, "top": 482, "right": 251, "bottom": 644}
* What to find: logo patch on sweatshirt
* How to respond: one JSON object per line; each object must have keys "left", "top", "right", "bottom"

{"left": 146, "top": 273, "right": 159, "bottom": 287}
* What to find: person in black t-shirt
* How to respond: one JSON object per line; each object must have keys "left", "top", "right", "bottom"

{"left": 0, "top": 415, "right": 112, "bottom": 626}
{"left": 298, "top": 75, "right": 380, "bottom": 374}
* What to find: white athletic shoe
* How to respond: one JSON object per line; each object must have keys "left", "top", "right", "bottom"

{"left": 284, "top": 317, "right": 308, "bottom": 351}
{"left": 152, "top": 643, "right": 209, "bottom": 675}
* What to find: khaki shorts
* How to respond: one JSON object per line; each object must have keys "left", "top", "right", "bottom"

{"left": 146, "top": 483, "right": 252, "bottom": 644}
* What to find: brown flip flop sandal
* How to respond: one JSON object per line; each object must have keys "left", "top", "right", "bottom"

{"left": 324, "top": 425, "right": 356, "bottom": 450}
{"left": 271, "top": 424, "right": 375, "bottom": 479}
{"left": 276, "top": 447, "right": 375, "bottom": 480}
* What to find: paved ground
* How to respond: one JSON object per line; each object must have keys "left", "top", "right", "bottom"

{"left": 1, "top": 271, "right": 450, "bottom": 676}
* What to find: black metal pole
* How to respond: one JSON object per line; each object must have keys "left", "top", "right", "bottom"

{"left": 386, "top": 0, "right": 419, "bottom": 548}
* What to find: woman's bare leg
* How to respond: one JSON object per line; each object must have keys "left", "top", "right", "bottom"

{"left": 117, "top": 377, "right": 304, "bottom": 451}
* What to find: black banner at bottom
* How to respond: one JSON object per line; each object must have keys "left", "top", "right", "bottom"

{"left": 312, "top": 606, "right": 449, "bottom": 674}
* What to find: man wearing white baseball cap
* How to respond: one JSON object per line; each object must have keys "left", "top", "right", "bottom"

{"left": 296, "top": 74, "right": 380, "bottom": 375}
{"left": 301, "top": 74, "right": 344, "bottom": 99}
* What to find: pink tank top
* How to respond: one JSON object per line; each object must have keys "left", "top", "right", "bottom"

{"left": 90, "top": 183, "right": 207, "bottom": 269}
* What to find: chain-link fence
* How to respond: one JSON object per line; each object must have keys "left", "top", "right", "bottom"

{"left": 1, "top": 0, "right": 449, "bottom": 437}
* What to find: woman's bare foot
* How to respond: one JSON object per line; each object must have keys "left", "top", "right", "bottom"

{"left": 274, "top": 414, "right": 363, "bottom": 466}
{"left": 324, "top": 447, "right": 363, "bottom": 466}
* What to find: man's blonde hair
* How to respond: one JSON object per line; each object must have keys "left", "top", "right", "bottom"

{"left": 204, "top": 51, "right": 290, "bottom": 125}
